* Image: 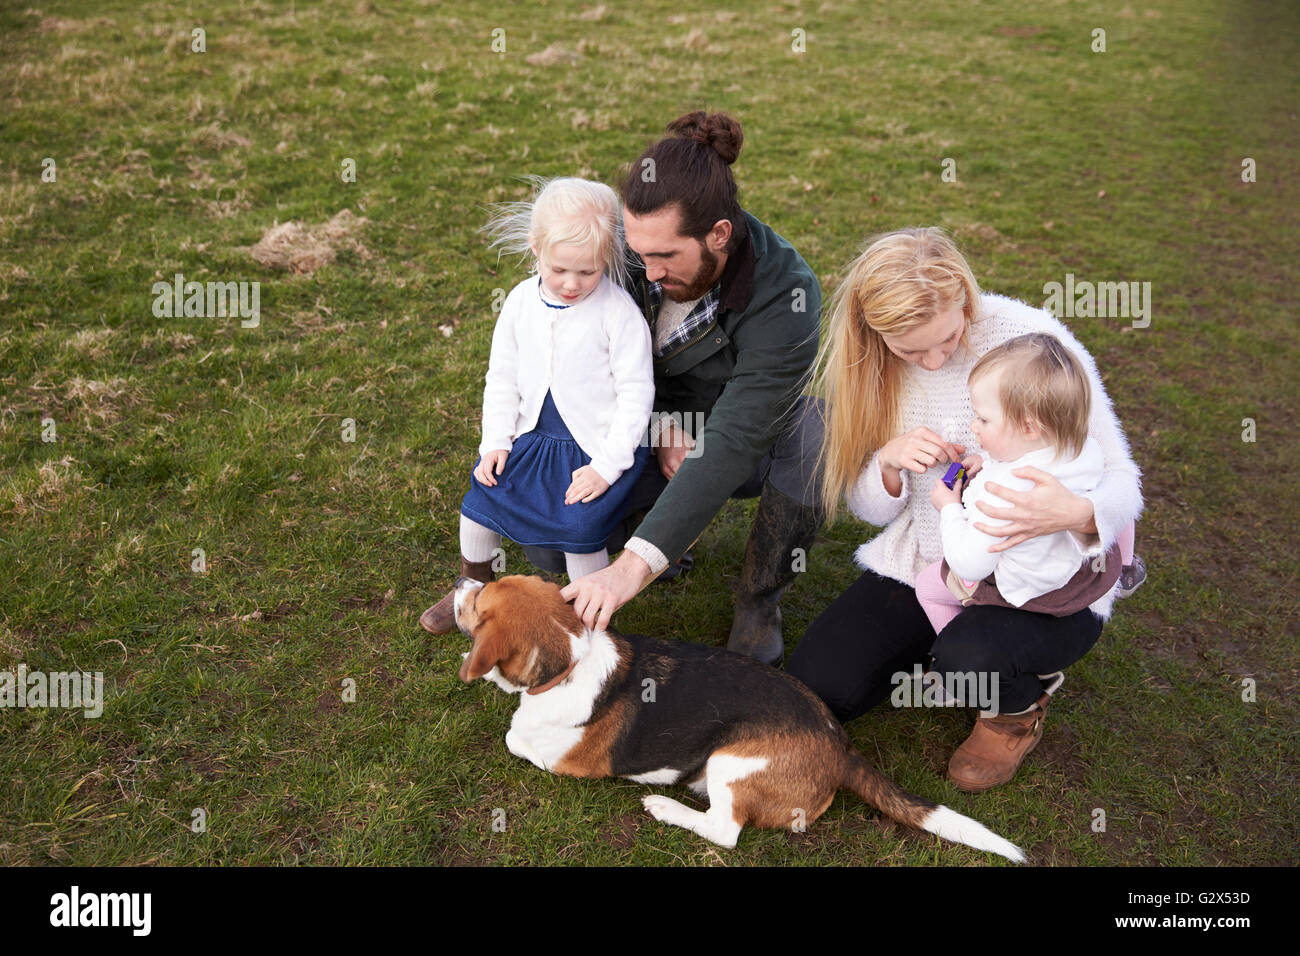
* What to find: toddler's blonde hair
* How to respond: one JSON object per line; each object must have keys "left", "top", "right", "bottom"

{"left": 969, "top": 333, "right": 1091, "bottom": 460}
{"left": 482, "top": 176, "right": 629, "bottom": 288}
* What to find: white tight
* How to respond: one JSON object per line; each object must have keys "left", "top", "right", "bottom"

{"left": 459, "top": 513, "right": 608, "bottom": 580}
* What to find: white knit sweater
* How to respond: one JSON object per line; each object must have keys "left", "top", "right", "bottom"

{"left": 847, "top": 293, "right": 1143, "bottom": 619}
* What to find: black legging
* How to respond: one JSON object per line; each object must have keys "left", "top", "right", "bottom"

{"left": 786, "top": 570, "right": 1103, "bottom": 722}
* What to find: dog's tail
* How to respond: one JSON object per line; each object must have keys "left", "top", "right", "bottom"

{"left": 842, "top": 752, "right": 1025, "bottom": 863}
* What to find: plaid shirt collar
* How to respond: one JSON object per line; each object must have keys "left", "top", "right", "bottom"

{"left": 644, "top": 280, "right": 720, "bottom": 357}
{"left": 641, "top": 216, "right": 754, "bottom": 358}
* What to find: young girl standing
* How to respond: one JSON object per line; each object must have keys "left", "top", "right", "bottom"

{"left": 420, "top": 177, "right": 654, "bottom": 635}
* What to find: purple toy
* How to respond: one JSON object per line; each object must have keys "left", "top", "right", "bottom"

{"left": 942, "top": 462, "right": 966, "bottom": 490}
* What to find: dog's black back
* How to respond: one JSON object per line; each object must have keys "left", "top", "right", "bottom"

{"left": 587, "top": 633, "right": 846, "bottom": 782}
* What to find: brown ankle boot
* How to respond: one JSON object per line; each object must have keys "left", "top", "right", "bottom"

{"left": 947, "top": 691, "right": 1052, "bottom": 792}
{"left": 419, "top": 557, "right": 495, "bottom": 635}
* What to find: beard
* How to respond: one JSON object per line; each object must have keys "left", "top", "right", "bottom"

{"left": 660, "top": 243, "right": 721, "bottom": 302}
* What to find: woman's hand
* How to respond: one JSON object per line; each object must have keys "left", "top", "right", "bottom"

{"left": 880, "top": 428, "right": 965, "bottom": 474}
{"left": 565, "top": 465, "right": 610, "bottom": 504}
{"left": 973, "top": 465, "right": 1097, "bottom": 551}
{"left": 878, "top": 428, "right": 965, "bottom": 496}
{"left": 473, "top": 449, "right": 510, "bottom": 487}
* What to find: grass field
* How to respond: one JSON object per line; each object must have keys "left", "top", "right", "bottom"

{"left": 0, "top": 0, "right": 1297, "bottom": 866}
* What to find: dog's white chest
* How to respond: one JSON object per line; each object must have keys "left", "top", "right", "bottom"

{"left": 506, "top": 716, "right": 584, "bottom": 771}
{"left": 502, "top": 631, "right": 619, "bottom": 771}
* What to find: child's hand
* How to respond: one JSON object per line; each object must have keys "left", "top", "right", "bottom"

{"left": 931, "top": 473, "right": 963, "bottom": 510}
{"left": 474, "top": 449, "right": 510, "bottom": 487}
{"left": 565, "top": 465, "right": 610, "bottom": 504}
{"left": 962, "top": 453, "right": 984, "bottom": 478}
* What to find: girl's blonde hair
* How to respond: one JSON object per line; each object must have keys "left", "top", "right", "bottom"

{"left": 969, "top": 333, "right": 1091, "bottom": 461}
{"left": 481, "top": 176, "right": 629, "bottom": 289}
{"left": 813, "top": 227, "right": 982, "bottom": 520}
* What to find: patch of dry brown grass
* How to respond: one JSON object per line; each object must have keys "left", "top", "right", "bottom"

{"left": 36, "top": 15, "right": 116, "bottom": 34}
{"left": 141, "top": 329, "right": 197, "bottom": 352}
{"left": 59, "top": 375, "right": 139, "bottom": 425}
{"left": 89, "top": 527, "right": 147, "bottom": 582}
{"left": 188, "top": 122, "right": 253, "bottom": 152}
{"left": 525, "top": 43, "right": 583, "bottom": 66}
{"left": 0, "top": 455, "right": 85, "bottom": 517}
{"left": 248, "top": 209, "right": 371, "bottom": 275}
{"left": 62, "top": 327, "right": 116, "bottom": 360}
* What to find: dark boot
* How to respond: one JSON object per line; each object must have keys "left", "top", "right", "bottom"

{"left": 726, "top": 481, "right": 823, "bottom": 665}
{"left": 420, "top": 557, "right": 495, "bottom": 635}
{"left": 655, "top": 549, "right": 694, "bottom": 582}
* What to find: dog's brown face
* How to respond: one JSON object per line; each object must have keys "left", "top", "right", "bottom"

{"left": 456, "top": 575, "right": 583, "bottom": 690}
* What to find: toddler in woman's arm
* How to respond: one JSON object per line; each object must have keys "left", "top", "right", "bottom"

{"left": 916, "top": 333, "right": 1133, "bottom": 632}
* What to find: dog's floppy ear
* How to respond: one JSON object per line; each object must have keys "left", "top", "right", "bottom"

{"left": 459, "top": 614, "right": 507, "bottom": 683}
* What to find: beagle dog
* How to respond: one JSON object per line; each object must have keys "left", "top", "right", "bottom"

{"left": 453, "top": 574, "right": 1024, "bottom": 862}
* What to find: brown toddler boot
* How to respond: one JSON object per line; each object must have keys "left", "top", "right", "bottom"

{"left": 419, "top": 557, "right": 495, "bottom": 635}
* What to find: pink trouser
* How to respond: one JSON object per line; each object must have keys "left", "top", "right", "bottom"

{"left": 917, "top": 523, "right": 1137, "bottom": 634}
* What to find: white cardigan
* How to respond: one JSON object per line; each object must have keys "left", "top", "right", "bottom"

{"left": 848, "top": 293, "right": 1142, "bottom": 619}
{"left": 479, "top": 275, "right": 654, "bottom": 487}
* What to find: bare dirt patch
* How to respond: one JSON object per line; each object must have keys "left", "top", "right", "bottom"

{"left": 333, "top": 588, "right": 395, "bottom": 619}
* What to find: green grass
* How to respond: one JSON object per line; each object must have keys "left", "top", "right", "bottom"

{"left": 0, "top": 0, "right": 1296, "bottom": 866}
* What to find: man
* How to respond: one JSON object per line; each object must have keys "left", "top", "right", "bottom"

{"left": 557, "top": 111, "right": 825, "bottom": 665}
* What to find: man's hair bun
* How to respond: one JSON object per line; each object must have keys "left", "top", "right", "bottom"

{"left": 665, "top": 111, "right": 743, "bottom": 165}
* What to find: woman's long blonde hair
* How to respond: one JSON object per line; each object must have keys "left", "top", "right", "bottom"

{"left": 814, "top": 227, "right": 983, "bottom": 520}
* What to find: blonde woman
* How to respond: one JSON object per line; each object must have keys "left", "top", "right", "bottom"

{"left": 787, "top": 228, "right": 1143, "bottom": 792}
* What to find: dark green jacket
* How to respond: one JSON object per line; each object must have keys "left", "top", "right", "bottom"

{"left": 627, "top": 211, "right": 821, "bottom": 563}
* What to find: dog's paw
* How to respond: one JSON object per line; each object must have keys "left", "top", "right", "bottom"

{"left": 641, "top": 794, "right": 678, "bottom": 821}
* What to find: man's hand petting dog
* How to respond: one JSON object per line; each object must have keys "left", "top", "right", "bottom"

{"left": 561, "top": 550, "right": 654, "bottom": 631}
